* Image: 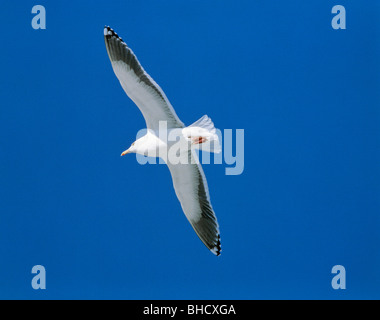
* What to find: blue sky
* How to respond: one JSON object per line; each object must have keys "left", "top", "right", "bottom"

{"left": 0, "top": 0, "right": 379, "bottom": 299}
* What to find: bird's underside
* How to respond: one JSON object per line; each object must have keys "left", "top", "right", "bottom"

{"left": 104, "top": 26, "right": 221, "bottom": 255}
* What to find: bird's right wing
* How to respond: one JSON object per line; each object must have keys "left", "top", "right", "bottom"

{"left": 166, "top": 150, "right": 221, "bottom": 255}
{"left": 104, "top": 26, "right": 184, "bottom": 131}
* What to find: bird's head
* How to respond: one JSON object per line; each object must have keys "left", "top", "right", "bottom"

{"left": 121, "top": 133, "right": 160, "bottom": 157}
{"left": 121, "top": 141, "right": 137, "bottom": 156}
{"left": 121, "top": 134, "right": 150, "bottom": 156}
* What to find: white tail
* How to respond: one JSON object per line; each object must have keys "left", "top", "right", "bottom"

{"left": 182, "top": 115, "right": 221, "bottom": 153}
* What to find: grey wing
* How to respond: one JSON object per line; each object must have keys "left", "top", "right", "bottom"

{"left": 167, "top": 150, "right": 221, "bottom": 255}
{"left": 104, "top": 26, "right": 184, "bottom": 130}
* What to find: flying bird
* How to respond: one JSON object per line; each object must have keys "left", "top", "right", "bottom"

{"left": 104, "top": 26, "right": 222, "bottom": 255}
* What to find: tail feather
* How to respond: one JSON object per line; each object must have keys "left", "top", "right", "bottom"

{"left": 183, "top": 115, "right": 221, "bottom": 153}
{"left": 189, "top": 115, "right": 216, "bottom": 133}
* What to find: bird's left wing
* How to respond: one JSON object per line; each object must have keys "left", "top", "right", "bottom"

{"left": 104, "top": 26, "right": 184, "bottom": 130}
{"left": 166, "top": 150, "right": 221, "bottom": 255}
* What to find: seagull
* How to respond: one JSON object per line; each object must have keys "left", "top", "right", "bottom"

{"left": 104, "top": 26, "right": 222, "bottom": 256}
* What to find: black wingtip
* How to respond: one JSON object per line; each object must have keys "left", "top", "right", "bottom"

{"left": 104, "top": 25, "right": 112, "bottom": 39}
{"left": 211, "top": 234, "right": 222, "bottom": 256}
{"left": 103, "top": 26, "right": 125, "bottom": 43}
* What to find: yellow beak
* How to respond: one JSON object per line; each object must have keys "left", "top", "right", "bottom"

{"left": 121, "top": 149, "right": 130, "bottom": 156}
